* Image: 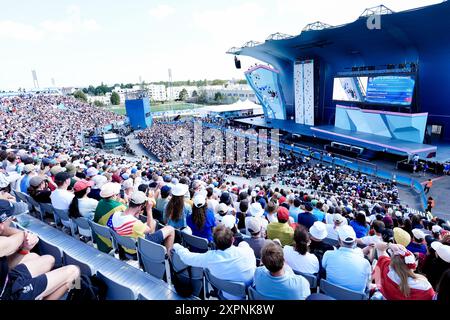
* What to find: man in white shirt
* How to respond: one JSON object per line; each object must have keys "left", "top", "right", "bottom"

{"left": 173, "top": 224, "right": 256, "bottom": 299}
{"left": 326, "top": 213, "right": 346, "bottom": 240}
{"left": 357, "top": 220, "right": 385, "bottom": 247}
{"left": 50, "top": 172, "right": 74, "bottom": 211}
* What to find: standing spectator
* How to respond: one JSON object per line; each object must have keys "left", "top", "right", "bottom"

{"left": 424, "top": 179, "right": 433, "bottom": 194}
{"left": 283, "top": 225, "right": 319, "bottom": 275}
{"left": 253, "top": 241, "right": 310, "bottom": 300}
{"left": 322, "top": 225, "right": 371, "bottom": 293}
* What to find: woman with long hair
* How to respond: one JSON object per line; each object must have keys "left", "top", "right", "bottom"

{"left": 164, "top": 184, "right": 191, "bottom": 229}
{"left": 373, "top": 242, "right": 434, "bottom": 300}
{"left": 350, "top": 211, "right": 369, "bottom": 238}
{"left": 186, "top": 193, "right": 216, "bottom": 242}
{"left": 283, "top": 225, "right": 319, "bottom": 275}
{"left": 68, "top": 180, "right": 98, "bottom": 220}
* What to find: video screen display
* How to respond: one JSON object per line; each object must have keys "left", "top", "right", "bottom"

{"left": 333, "top": 75, "right": 415, "bottom": 106}
{"left": 365, "top": 76, "right": 415, "bottom": 105}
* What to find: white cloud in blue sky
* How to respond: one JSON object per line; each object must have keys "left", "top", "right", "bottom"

{"left": 0, "top": 0, "right": 442, "bottom": 90}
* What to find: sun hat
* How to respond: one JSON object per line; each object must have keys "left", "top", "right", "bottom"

{"left": 171, "top": 183, "right": 189, "bottom": 197}
{"left": 193, "top": 193, "right": 206, "bottom": 208}
{"left": 431, "top": 242, "right": 450, "bottom": 263}
{"left": 91, "top": 175, "right": 107, "bottom": 189}
{"left": 337, "top": 225, "right": 357, "bottom": 243}
{"left": 393, "top": 227, "right": 411, "bottom": 247}
{"left": 309, "top": 221, "right": 328, "bottom": 240}
{"left": 333, "top": 213, "right": 345, "bottom": 225}
{"left": 222, "top": 214, "right": 236, "bottom": 229}
{"left": 100, "top": 182, "right": 121, "bottom": 198}
{"left": 412, "top": 228, "right": 425, "bottom": 241}
{"left": 249, "top": 202, "right": 264, "bottom": 217}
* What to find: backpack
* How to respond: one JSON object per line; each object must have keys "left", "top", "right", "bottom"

{"left": 66, "top": 274, "right": 107, "bottom": 301}
{"left": 170, "top": 264, "right": 194, "bottom": 298}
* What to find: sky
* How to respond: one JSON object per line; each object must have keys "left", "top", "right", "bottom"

{"left": 0, "top": 0, "right": 443, "bottom": 90}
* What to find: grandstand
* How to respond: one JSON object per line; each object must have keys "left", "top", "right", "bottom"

{"left": 1, "top": 1, "right": 450, "bottom": 304}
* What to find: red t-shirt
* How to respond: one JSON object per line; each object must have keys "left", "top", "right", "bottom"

{"left": 374, "top": 256, "right": 435, "bottom": 300}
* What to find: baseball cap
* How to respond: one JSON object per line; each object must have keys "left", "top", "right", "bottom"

{"left": 130, "top": 191, "right": 148, "bottom": 205}
{"left": 246, "top": 217, "right": 262, "bottom": 234}
{"left": 412, "top": 228, "right": 425, "bottom": 240}
{"left": 432, "top": 225, "right": 442, "bottom": 234}
{"left": 23, "top": 164, "right": 35, "bottom": 174}
{"left": 277, "top": 207, "right": 289, "bottom": 222}
{"left": 337, "top": 225, "right": 357, "bottom": 243}
{"left": 309, "top": 221, "right": 328, "bottom": 240}
{"left": 54, "top": 172, "right": 71, "bottom": 184}
{"left": 122, "top": 179, "right": 134, "bottom": 190}
{"left": 161, "top": 185, "right": 171, "bottom": 195}
{"left": 29, "top": 176, "right": 45, "bottom": 187}
{"left": 86, "top": 167, "right": 99, "bottom": 177}
{"left": 0, "top": 200, "right": 15, "bottom": 223}
{"left": 193, "top": 193, "right": 206, "bottom": 208}
{"left": 172, "top": 183, "right": 189, "bottom": 197}
{"left": 100, "top": 182, "right": 121, "bottom": 198}
{"left": 333, "top": 213, "right": 345, "bottom": 224}
{"left": 249, "top": 202, "right": 264, "bottom": 217}
{"left": 73, "top": 179, "right": 94, "bottom": 193}
{"left": 50, "top": 166, "right": 64, "bottom": 176}
{"left": 221, "top": 214, "right": 236, "bottom": 229}
{"left": 217, "top": 203, "right": 229, "bottom": 215}
{"left": 91, "top": 175, "right": 107, "bottom": 189}
{"left": 393, "top": 227, "right": 411, "bottom": 247}
{"left": 431, "top": 242, "right": 450, "bottom": 263}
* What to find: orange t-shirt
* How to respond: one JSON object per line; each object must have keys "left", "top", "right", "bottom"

{"left": 426, "top": 180, "right": 433, "bottom": 188}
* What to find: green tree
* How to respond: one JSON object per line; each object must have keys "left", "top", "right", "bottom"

{"left": 110, "top": 92, "right": 120, "bottom": 105}
{"left": 237, "top": 79, "right": 247, "bottom": 84}
{"left": 214, "top": 92, "right": 223, "bottom": 101}
{"left": 197, "top": 90, "right": 208, "bottom": 103}
{"left": 93, "top": 100, "right": 105, "bottom": 107}
{"left": 179, "top": 88, "right": 188, "bottom": 101}
{"left": 73, "top": 90, "right": 87, "bottom": 102}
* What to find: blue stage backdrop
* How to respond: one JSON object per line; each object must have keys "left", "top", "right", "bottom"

{"left": 125, "top": 97, "right": 152, "bottom": 130}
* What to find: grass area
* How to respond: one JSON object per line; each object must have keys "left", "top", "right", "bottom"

{"left": 108, "top": 102, "right": 204, "bottom": 115}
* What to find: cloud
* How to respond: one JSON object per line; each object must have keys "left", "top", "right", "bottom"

{"left": 0, "top": 20, "right": 43, "bottom": 41}
{"left": 149, "top": 4, "right": 175, "bottom": 19}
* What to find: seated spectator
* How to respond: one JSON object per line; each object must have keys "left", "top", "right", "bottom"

{"left": 267, "top": 207, "right": 294, "bottom": 246}
{"left": 283, "top": 225, "right": 319, "bottom": 275}
{"left": 215, "top": 203, "right": 229, "bottom": 224}
{"left": 326, "top": 213, "right": 346, "bottom": 241}
{"left": 186, "top": 193, "right": 216, "bottom": 242}
{"left": 173, "top": 225, "right": 256, "bottom": 300}
{"left": 245, "top": 202, "right": 268, "bottom": 237}
{"left": 155, "top": 185, "right": 171, "bottom": 214}
{"left": 407, "top": 229, "right": 427, "bottom": 255}
{"left": 350, "top": 212, "right": 370, "bottom": 238}
{"left": 50, "top": 172, "right": 74, "bottom": 211}
{"left": 322, "top": 225, "right": 371, "bottom": 293}
{"left": 68, "top": 180, "right": 98, "bottom": 220}
{"left": 111, "top": 191, "right": 174, "bottom": 253}
{"left": 264, "top": 200, "right": 278, "bottom": 223}
{"left": 236, "top": 199, "right": 250, "bottom": 231}
{"left": 0, "top": 200, "right": 80, "bottom": 300}
{"left": 206, "top": 187, "right": 219, "bottom": 214}
{"left": 436, "top": 269, "right": 450, "bottom": 302}
{"left": 423, "top": 241, "right": 450, "bottom": 289}
{"left": 288, "top": 197, "right": 302, "bottom": 223}
{"left": 244, "top": 217, "right": 270, "bottom": 260}
{"left": 94, "top": 182, "right": 127, "bottom": 253}
{"left": 253, "top": 241, "right": 310, "bottom": 300}
{"left": 393, "top": 227, "right": 412, "bottom": 247}
{"left": 27, "top": 176, "right": 54, "bottom": 204}
{"left": 357, "top": 220, "right": 385, "bottom": 247}
{"left": 297, "top": 203, "right": 317, "bottom": 230}
{"left": 164, "top": 183, "right": 191, "bottom": 229}
{"left": 373, "top": 242, "right": 434, "bottom": 300}
{"left": 425, "top": 225, "right": 442, "bottom": 246}
{"left": 19, "top": 164, "right": 35, "bottom": 194}
{"left": 88, "top": 175, "right": 108, "bottom": 201}
{"left": 312, "top": 201, "right": 325, "bottom": 223}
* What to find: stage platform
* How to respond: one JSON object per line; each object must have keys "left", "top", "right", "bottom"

{"left": 234, "top": 116, "right": 441, "bottom": 159}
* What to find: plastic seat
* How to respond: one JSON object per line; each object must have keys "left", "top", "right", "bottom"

{"left": 204, "top": 268, "right": 247, "bottom": 300}
{"left": 38, "top": 238, "right": 63, "bottom": 268}
{"left": 74, "top": 217, "right": 93, "bottom": 240}
{"left": 53, "top": 208, "right": 76, "bottom": 236}
{"left": 63, "top": 251, "right": 93, "bottom": 277}
{"left": 39, "top": 202, "right": 55, "bottom": 222}
{"left": 293, "top": 270, "right": 318, "bottom": 289}
{"left": 97, "top": 271, "right": 136, "bottom": 300}
{"left": 170, "top": 249, "right": 205, "bottom": 299}
{"left": 181, "top": 232, "right": 209, "bottom": 253}
{"left": 137, "top": 237, "right": 169, "bottom": 281}
{"left": 319, "top": 278, "right": 368, "bottom": 300}
{"left": 248, "top": 286, "right": 273, "bottom": 300}
{"left": 109, "top": 229, "right": 138, "bottom": 261}
{"left": 87, "top": 220, "right": 115, "bottom": 254}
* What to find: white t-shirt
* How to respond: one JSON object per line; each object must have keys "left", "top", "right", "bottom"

{"left": 283, "top": 245, "right": 320, "bottom": 275}
{"left": 77, "top": 197, "right": 98, "bottom": 220}
{"left": 326, "top": 224, "right": 341, "bottom": 240}
{"left": 266, "top": 213, "right": 278, "bottom": 223}
{"left": 51, "top": 189, "right": 75, "bottom": 210}
{"left": 207, "top": 198, "right": 219, "bottom": 213}
{"left": 359, "top": 234, "right": 383, "bottom": 246}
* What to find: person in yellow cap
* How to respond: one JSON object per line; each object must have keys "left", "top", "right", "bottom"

{"left": 393, "top": 227, "right": 411, "bottom": 247}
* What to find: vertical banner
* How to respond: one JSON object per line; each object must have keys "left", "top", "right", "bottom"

{"left": 294, "top": 60, "right": 314, "bottom": 125}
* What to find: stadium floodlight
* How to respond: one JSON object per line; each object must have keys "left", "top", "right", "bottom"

{"left": 359, "top": 5, "right": 394, "bottom": 18}
{"left": 302, "top": 21, "right": 333, "bottom": 32}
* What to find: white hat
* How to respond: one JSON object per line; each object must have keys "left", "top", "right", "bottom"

{"left": 287, "top": 194, "right": 296, "bottom": 201}
{"left": 432, "top": 225, "right": 442, "bottom": 234}
{"left": 130, "top": 191, "right": 148, "bottom": 205}
{"left": 91, "top": 175, "right": 107, "bottom": 189}
{"left": 222, "top": 215, "right": 236, "bottom": 229}
{"left": 337, "top": 225, "right": 357, "bottom": 243}
{"left": 333, "top": 213, "right": 345, "bottom": 224}
{"left": 122, "top": 179, "right": 134, "bottom": 190}
{"left": 193, "top": 193, "right": 206, "bottom": 208}
{"left": 171, "top": 183, "right": 189, "bottom": 197}
{"left": 100, "top": 182, "right": 121, "bottom": 198}
{"left": 86, "top": 167, "right": 99, "bottom": 177}
{"left": 431, "top": 242, "right": 450, "bottom": 263}
{"left": 309, "top": 221, "right": 328, "bottom": 240}
{"left": 217, "top": 203, "right": 229, "bottom": 215}
{"left": 249, "top": 202, "right": 264, "bottom": 217}
{"left": 246, "top": 217, "right": 262, "bottom": 234}
{"left": 395, "top": 211, "right": 403, "bottom": 218}
{"left": 412, "top": 228, "right": 425, "bottom": 240}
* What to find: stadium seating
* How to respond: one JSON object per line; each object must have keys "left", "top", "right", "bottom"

{"left": 137, "top": 237, "right": 169, "bottom": 281}
{"left": 38, "top": 238, "right": 64, "bottom": 269}
{"left": 319, "top": 278, "right": 368, "bottom": 300}
{"left": 204, "top": 268, "right": 247, "bottom": 300}
{"left": 248, "top": 286, "right": 272, "bottom": 300}
{"left": 88, "top": 220, "right": 116, "bottom": 254}
{"left": 181, "top": 232, "right": 209, "bottom": 253}
{"left": 293, "top": 270, "right": 318, "bottom": 290}
{"left": 170, "top": 249, "right": 205, "bottom": 299}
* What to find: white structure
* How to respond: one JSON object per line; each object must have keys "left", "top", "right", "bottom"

{"left": 167, "top": 86, "right": 198, "bottom": 101}
{"left": 147, "top": 84, "right": 167, "bottom": 101}
{"left": 203, "top": 84, "right": 256, "bottom": 102}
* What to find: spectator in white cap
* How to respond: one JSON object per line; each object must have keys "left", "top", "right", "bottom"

{"left": 407, "top": 229, "right": 427, "bottom": 255}
{"left": 121, "top": 179, "right": 134, "bottom": 203}
{"left": 245, "top": 202, "right": 268, "bottom": 238}
{"left": 244, "top": 217, "right": 270, "bottom": 260}
{"left": 423, "top": 241, "right": 450, "bottom": 289}
{"left": 283, "top": 225, "right": 319, "bottom": 275}
{"left": 186, "top": 192, "right": 216, "bottom": 242}
{"left": 322, "top": 225, "right": 372, "bottom": 293}
{"left": 164, "top": 183, "right": 191, "bottom": 230}
{"left": 326, "top": 213, "right": 346, "bottom": 241}
{"left": 308, "top": 221, "right": 334, "bottom": 275}
{"left": 88, "top": 175, "right": 108, "bottom": 201}
{"left": 215, "top": 203, "right": 229, "bottom": 225}
{"left": 85, "top": 167, "right": 98, "bottom": 180}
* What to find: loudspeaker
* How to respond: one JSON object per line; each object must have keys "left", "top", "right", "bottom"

{"left": 234, "top": 56, "right": 241, "bottom": 69}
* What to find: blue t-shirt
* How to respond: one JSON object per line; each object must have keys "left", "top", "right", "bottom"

{"left": 20, "top": 175, "right": 31, "bottom": 193}
{"left": 253, "top": 266, "right": 310, "bottom": 300}
{"left": 406, "top": 242, "right": 427, "bottom": 255}
{"left": 350, "top": 220, "right": 369, "bottom": 238}
{"left": 186, "top": 208, "right": 216, "bottom": 242}
{"left": 312, "top": 208, "right": 325, "bottom": 223}
{"left": 297, "top": 212, "right": 318, "bottom": 230}
{"left": 165, "top": 204, "right": 191, "bottom": 229}
{"left": 289, "top": 206, "right": 301, "bottom": 223}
